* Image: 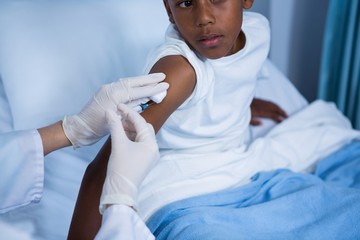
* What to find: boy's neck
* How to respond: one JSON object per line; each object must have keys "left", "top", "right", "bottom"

{"left": 234, "top": 31, "right": 246, "bottom": 53}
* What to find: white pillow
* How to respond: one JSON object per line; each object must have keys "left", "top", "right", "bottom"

{"left": 0, "top": 76, "right": 13, "bottom": 132}
{"left": 0, "top": 0, "right": 168, "bottom": 130}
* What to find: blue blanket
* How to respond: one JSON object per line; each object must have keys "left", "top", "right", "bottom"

{"left": 147, "top": 141, "right": 360, "bottom": 240}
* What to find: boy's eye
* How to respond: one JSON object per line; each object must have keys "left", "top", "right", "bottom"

{"left": 178, "top": 0, "right": 192, "bottom": 8}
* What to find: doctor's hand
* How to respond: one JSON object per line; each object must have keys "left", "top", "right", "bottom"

{"left": 99, "top": 104, "right": 159, "bottom": 214}
{"left": 63, "top": 73, "right": 168, "bottom": 147}
{"left": 250, "top": 98, "right": 288, "bottom": 126}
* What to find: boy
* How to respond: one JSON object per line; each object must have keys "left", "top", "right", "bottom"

{"left": 70, "top": 0, "right": 273, "bottom": 236}
{"left": 70, "top": 0, "right": 358, "bottom": 238}
{"left": 138, "top": 0, "right": 272, "bottom": 220}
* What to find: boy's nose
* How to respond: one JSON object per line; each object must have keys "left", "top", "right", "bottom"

{"left": 195, "top": 3, "right": 216, "bottom": 27}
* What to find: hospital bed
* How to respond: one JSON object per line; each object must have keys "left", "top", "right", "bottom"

{"left": 0, "top": 1, "right": 359, "bottom": 239}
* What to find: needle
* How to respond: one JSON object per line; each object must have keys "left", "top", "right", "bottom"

{"left": 133, "top": 101, "right": 155, "bottom": 113}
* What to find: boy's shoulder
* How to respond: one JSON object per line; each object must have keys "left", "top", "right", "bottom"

{"left": 243, "top": 11, "right": 270, "bottom": 29}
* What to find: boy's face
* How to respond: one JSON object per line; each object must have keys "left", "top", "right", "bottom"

{"left": 164, "top": 0, "right": 253, "bottom": 59}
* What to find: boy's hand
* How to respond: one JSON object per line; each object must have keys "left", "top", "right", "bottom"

{"left": 250, "top": 98, "right": 288, "bottom": 126}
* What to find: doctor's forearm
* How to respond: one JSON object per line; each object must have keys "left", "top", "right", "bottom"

{"left": 38, "top": 121, "right": 72, "bottom": 155}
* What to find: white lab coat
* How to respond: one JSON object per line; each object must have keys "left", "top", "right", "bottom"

{"left": 96, "top": 205, "right": 155, "bottom": 240}
{"left": 0, "top": 130, "right": 44, "bottom": 213}
{"left": 0, "top": 130, "right": 154, "bottom": 239}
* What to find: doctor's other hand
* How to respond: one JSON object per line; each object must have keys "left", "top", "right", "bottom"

{"left": 63, "top": 73, "right": 169, "bottom": 147}
{"left": 99, "top": 104, "right": 160, "bottom": 213}
{"left": 250, "top": 98, "right": 288, "bottom": 126}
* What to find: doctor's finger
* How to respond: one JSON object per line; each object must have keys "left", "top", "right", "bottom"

{"left": 130, "top": 82, "right": 169, "bottom": 101}
{"left": 126, "top": 98, "right": 149, "bottom": 108}
{"left": 105, "top": 110, "right": 128, "bottom": 143}
{"left": 117, "top": 104, "right": 155, "bottom": 143}
{"left": 124, "top": 73, "right": 166, "bottom": 87}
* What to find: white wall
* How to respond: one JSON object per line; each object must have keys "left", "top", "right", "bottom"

{"left": 251, "top": 0, "right": 330, "bottom": 101}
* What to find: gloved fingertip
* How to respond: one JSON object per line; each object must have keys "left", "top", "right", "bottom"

{"left": 105, "top": 109, "right": 113, "bottom": 121}
{"left": 105, "top": 109, "right": 122, "bottom": 125}
{"left": 117, "top": 103, "right": 130, "bottom": 115}
{"left": 126, "top": 98, "right": 150, "bottom": 109}
{"left": 132, "top": 105, "right": 143, "bottom": 113}
{"left": 149, "top": 72, "right": 166, "bottom": 81}
{"left": 157, "top": 82, "right": 170, "bottom": 90}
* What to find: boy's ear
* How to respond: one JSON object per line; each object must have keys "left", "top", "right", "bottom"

{"left": 243, "top": 0, "right": 254, "bottom": 9}
{"left": 163, "top": 0, "right": 175, "bottom": 23}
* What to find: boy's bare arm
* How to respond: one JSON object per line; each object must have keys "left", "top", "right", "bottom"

{"left": 68, "top": 55, "right": 196, "bottom": 239}
{"left": 141, "top": 55, "right": 196, "bottom": 132}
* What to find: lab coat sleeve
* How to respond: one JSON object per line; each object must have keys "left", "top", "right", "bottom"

{"left": 0, "top": 220, "right": 32, "bottom": 240}
{"left": 0, "top": 130, "right": 44, "bottom": 213}
{"left": 95, "top": 205, "right": 155, "bottom": 240}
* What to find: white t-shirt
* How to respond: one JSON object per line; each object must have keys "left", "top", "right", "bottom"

{"left": 139, "top": 12, "right": 271, "bottom": 220}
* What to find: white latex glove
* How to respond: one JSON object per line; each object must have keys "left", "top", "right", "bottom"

{"left": 62, "top": 73, "right": 168, "bottom": 147}
{"left": 99, "top": 104, "right": 160, "bottom": 214}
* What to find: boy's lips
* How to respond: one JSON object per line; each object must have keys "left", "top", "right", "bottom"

{"left": 198, "top": 34, "right": 223, "bottom": 48}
